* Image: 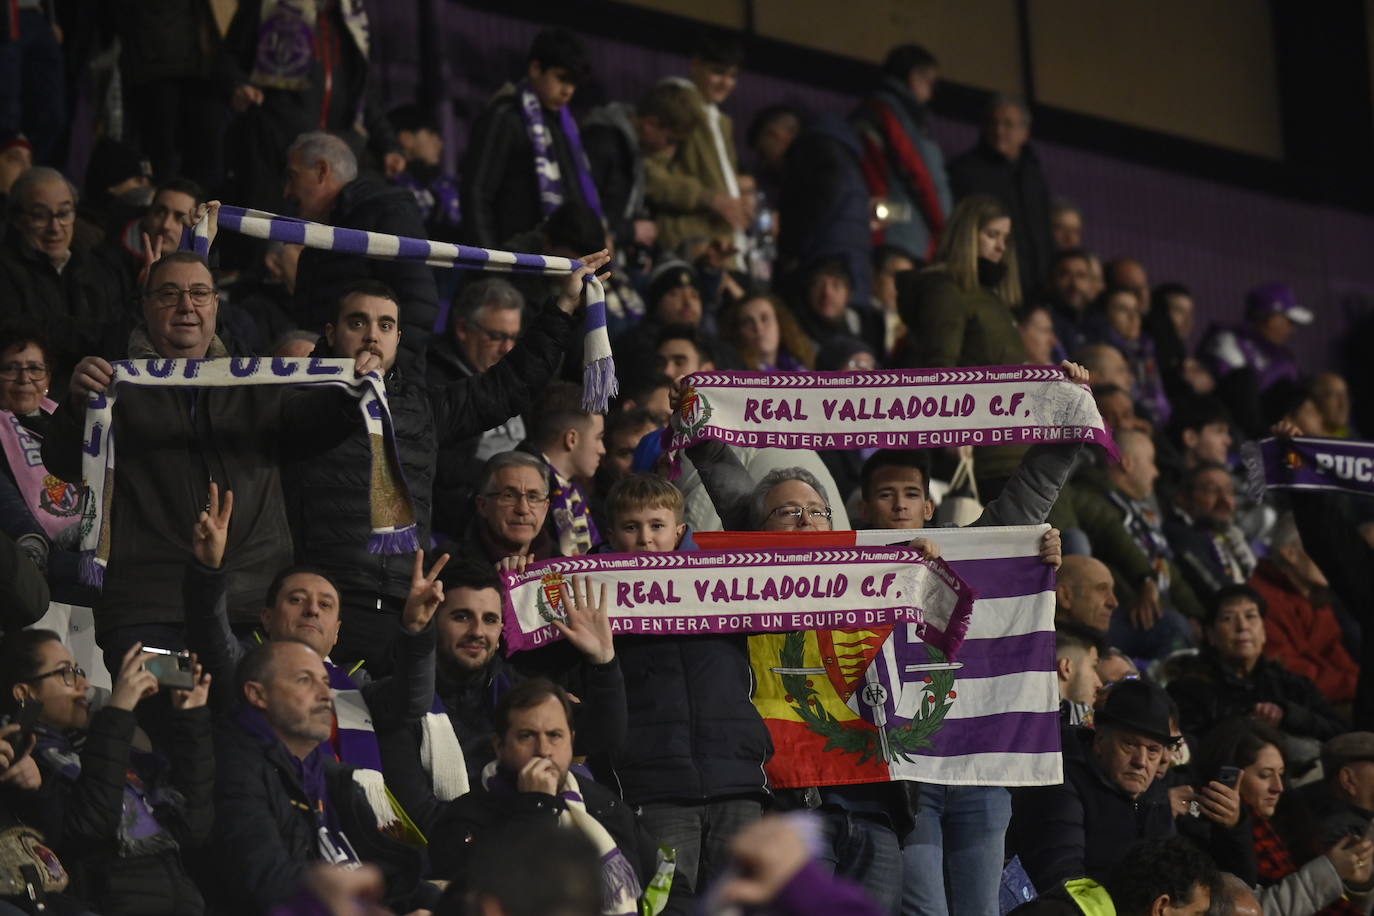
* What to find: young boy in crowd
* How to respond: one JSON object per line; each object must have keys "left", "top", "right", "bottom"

{"left": 527, "top": 381, "right": 606, "bottom": 556}
{"left": 600, "top": 473, "right": 772, "bottom": 916}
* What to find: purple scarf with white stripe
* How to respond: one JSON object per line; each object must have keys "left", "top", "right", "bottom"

{"left": 191, "top": 207, "right": 616, "bottom": 409}
{"left": 516, "top": 82, "right": 604, "bottom": 220}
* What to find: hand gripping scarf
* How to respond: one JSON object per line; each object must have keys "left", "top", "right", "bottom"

{"left": 191, "top": 207, "right": 616, "bottom": 409}
{"left": 481, "top": 761, "right": 641, "bottom": 916}
{"left": 78, "top": 357, "right": 415, "bottom": 586}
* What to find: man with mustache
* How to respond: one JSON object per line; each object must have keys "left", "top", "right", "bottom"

{"left": 289, "top": 250, "right": 608, "bottom": 676}
{"left": 212, "top": 639, "right": 436, "bottom": 913}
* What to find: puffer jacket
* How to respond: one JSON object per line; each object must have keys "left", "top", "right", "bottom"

{"left": 284, "top": 302, "right": 576, "bottom": 603}
{"left": 601, "top": 528, "right": 774, "bottom": 804}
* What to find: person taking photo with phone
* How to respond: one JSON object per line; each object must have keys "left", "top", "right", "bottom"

{"left": 1193, "top": 719, "right": 1374, "bottom": 916}
{"left": 0, "top": 630, "right": 215, "bottom": 916}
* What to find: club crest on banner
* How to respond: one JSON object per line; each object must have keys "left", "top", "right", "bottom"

{"left": 40, "top": 475, "right": 81, "bottom": 518}
{"left": 535, "top": 571, "right": 568, "bottom": 624}
{"left": 674, "top": 385, "right": 713, "bottom": 438}
{"left": 774, "top": 624, "right": 961, "bottom": 765}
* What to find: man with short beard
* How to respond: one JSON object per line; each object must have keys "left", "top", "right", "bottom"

{"left": 426, "top": 559, "right": 626, "bottom": 786}
{"left": 212, "top": 640, "right": 436, "bottom": 914}
{"left": 1163, "top": 462, "right": 1256, "bottom": 599}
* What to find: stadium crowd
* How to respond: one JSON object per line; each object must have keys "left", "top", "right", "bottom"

{"left": 0, "top": 6, "right": 1370, "bottom": 916}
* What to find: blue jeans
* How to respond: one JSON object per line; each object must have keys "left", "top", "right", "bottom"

{"left": 816, "top": 809, "right": 903, "bottom": 913}
{"left": 637, "top": 798, "right": 762, "bottom": 916}
{"left": 902, "top": 785, "right": 1011, "bottom": 916}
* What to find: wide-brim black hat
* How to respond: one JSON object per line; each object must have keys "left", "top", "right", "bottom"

{"left": 1095, "top": 679, "right": 1179, "bottom": 746}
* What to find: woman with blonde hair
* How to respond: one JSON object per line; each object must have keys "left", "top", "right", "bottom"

{"left": 721, "top": 291, "right": 815, "bottom": 372}
{"left": 897, "top": 193, "right": 1024, "bottom": 368}
{"left": 897, "top": 193, "right": 1029, "bottom": 493}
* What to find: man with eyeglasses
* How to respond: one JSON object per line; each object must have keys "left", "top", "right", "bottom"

{"left": 40, "top": 250, "right": 376, "bottom": 684}
{"left": 0, "top": 166, "right": 118, "bottom": 391}
{"left": 426, "top": 277, "right": 531, "bottom": 539}
{"left": 90, "top": 177, "right": 205, "bottom": 316}
{"left": 458, "top": 451, "right": 559, "bottom": 567}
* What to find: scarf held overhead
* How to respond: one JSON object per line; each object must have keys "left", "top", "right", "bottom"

{"left": 668, "top": 365, "right": 1119, "bottom": 462}
{"left": 191, "top": 206, "right": 616, "bottom": 410}
{"left": 77, "top": 357, "right": 416, "bottom": 587}
{"left": 500, "top": 546, "right": 974, "bottom": 658}
{"left": 696, "top": 525, "right": 1063, "bottom": 789}
{"left": 1242, "top": 436, "right": 1374, "bottom": 500}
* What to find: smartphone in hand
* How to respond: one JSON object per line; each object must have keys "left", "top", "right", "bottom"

{"left": 141, "top": 647, "right": 195, "bottom": 690}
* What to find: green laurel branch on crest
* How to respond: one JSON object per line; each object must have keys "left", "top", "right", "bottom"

{"left": 778, "top": 632, "right": 956, "bottom": 764}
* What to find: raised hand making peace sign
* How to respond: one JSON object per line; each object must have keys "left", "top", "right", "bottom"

{"left": 402, "top": 550, "right": 451, "bottom": 633}
{"left": 192, "top": 482, "right": 234, "bottom": 570}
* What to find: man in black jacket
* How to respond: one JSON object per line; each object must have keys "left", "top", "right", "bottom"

{"left": 0, "top": 167, "right": 118, "bottom": 390}
{"left": 947, "top": 95, "right": 1053, "bottom": 294}
{"left": 287, "top": 251, "right": 606, "bottom": 675}
{"left": 1008, "top": 680, "right": 1179, "bottom": 889}
{"left": 425, "top": 277, "right": 528, "bottom": 540}
{"left": 423, "top": 559, "right": 625, "bottom": 788}
{"left": 42, "top": 251, "right": 367, "bottom": 677}
{"left": 428, "top": 677, "right": 655, "bottom": 903}
{"left": 284, "top": 131, "right": 437, "bottom": 370}
{"left": 213, "top": 639, "right": 435, "bottom": 913}
{"left": 1167, "top": 584, "right": 1346, "bottom": 759}
{"left": 460, "top": 28, "right": 596, "bottom": 250}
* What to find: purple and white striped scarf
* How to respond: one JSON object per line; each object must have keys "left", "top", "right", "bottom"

{"left": 191, "top": 207, "right": 616, "bottom": 409}
{"left": 78, "top": 357, "right": 416, "bottom": 587}
{"left": 517, "top": 82, "right": 603, "bottom": 220}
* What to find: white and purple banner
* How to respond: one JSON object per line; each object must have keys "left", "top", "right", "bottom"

{"left": 698, "top": 526, "right": 1062, "bottom": 788}
{"left": 668, "top": 365, "right": 1118, "bottom": 461}
{"left": 499, "top": 546, "right": 975, "bottom": 658}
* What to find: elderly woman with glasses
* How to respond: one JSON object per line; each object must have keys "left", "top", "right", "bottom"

{"left": 0, "top": 630, "right": 214, "bottom": 916}
{"left": 0, "top": 323, "right": 88, "bottom": 602}
{"left": 0, "top": 168, "right": 118, "bottom": 385}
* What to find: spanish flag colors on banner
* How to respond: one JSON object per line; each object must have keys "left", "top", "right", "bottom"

{"left": 696, "top": 525, "right": 1063, "bottom": 790}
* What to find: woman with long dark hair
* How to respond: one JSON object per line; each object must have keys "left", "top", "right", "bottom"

{"left": 1195, "top": 719, "right": 1374, "bottom": 915}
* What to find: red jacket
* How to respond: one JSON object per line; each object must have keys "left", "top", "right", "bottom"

{"left": 1251, "top": 560, "right": 1359, "bottom": 704}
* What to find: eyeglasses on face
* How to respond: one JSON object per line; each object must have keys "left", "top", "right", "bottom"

{"left": 0, "top": 362, "right": 48, "bottom": 381}
{"left": 472, "top": 322, "right": 520, "bottom": 344}
{"left": 23, "top": 665, "right": 86, "bottom": 688}
{"left": 26, "top": 207, "right": 75, "bottom": 228}
{"left": 767, "top": 505, "right": 833, "bottom": 525}
{"left": 482, "top": 488, "right": 549, "bottom": 507}
{"left": 148, "top": 285, "right": 218, "bottom": 308}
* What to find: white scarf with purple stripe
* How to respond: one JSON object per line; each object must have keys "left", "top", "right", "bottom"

{"left": 190, "top": 206, "right": 617, "bottom": 409}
